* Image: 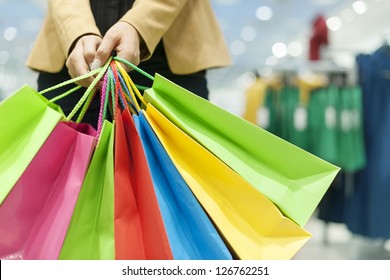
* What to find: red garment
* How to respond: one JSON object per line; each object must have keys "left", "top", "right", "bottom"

{"left": 309, "top": 15, "right": 328, "bottom": 60}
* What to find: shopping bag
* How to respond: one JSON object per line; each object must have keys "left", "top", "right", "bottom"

{"left": 0, "top": 121, "right": 96, "bottom": 259}
{"left": 110, "top": 62, "right": 230, "bottom": 259}
{"left": 143, "top": 73, "right": 340, "bottom": 226}
{"left": 0, "top": 85, "right": 63, "bottom": 204}
{"left": 143, "top": 104, "right": 311, "bottom": 259}
{"left": 105, "top": 60, "right": 172, "bottom": 259}
{"left": 114, "top": 108, "right": 173, "bottom": 259}
{"left": 0, "top": 62, "right": 107, "bottom": 206}
{"left": 59, "top": 120, "right": 115, "bottom": 260}
{"left": 133, "top": 111, "right": 233, "bottom": 260}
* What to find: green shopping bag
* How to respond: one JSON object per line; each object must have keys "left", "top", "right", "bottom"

{"left": 141, "top": 73, "right": 339, "bottom": 227}
{"left": 59, "top": 120, "right": 115, "bottom": 260}
{"left": 0, "top": 86, "right": 63, "bottom": 204}
{"left": 58, "top": 61, "right": 118, "bottom": 259}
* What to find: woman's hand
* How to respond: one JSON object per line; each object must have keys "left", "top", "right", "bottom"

{"left": 66, "top": 34, "right": 102, "bottom": 88}
{"left": 66, "top": 22, "right": 142, "bottom": 88}
{"left": 90, "top": 21, "right": 142, "bottom": 72}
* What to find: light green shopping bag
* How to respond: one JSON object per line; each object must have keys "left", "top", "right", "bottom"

{"left": 59, "top": 121, "right": 115, "bottom": 260}
{"left": 142, "top": 73, "right": 340, "bottom": 227}
{"left": 0, "top": 65, "right": 107, "bottom": 205}
{"left": 0, "top": 86, "right": 63, "bottom": 204}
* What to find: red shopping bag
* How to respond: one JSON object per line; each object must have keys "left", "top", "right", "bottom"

{"left": 0, "top": 122, "right": 96, "bottom": 259}
{"left": 114, "top": 107, "right": 172, "bottom": 260}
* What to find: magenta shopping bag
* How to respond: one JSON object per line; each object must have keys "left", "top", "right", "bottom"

{"left": 0, "top": 122, "right": 96, "bottom": 260}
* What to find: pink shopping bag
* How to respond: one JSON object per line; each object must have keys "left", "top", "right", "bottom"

{"left": 0, "top": 122, "right": 96, "bottom": 259}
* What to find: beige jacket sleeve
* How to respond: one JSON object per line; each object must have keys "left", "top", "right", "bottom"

{"left": 120, "top": 0, "right": 189, "bottom": 60}
{"left": 48, "top": 0, "right": 101, "bottom": 58}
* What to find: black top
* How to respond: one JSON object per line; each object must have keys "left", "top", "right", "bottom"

{"left": 90, "top": 0, "right": 135, "bottom": 35}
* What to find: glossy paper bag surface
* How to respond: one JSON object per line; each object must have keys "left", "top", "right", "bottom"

{"left": 0, "top": 85, "right": 63, "bottom": 204}
{"left": 144, "top": 74, "right": 340, "bottom": 226}
{"left": 144, "top": 105, "right": 311, "bottom": 260}
{"left": 134, "top": 111, "right": 232, "bottom": 260}
{"left": 0, "top": 122, "right": 95, "bottom": 259}
{"left": 114, "top": 109, "right": 172, "bottom": 260}
{"left": 59, "top": 121, "right": 115, "bottom": 260}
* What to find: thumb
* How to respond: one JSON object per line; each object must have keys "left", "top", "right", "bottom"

{"left": 90, "top": 36, "right": 117, "bottom": 70}
{"left": 89, "top": 58, "right": 102, "bottom": 71}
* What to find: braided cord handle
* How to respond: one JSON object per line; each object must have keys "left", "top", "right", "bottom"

{"left": 113, "top": 56, "right": 154, "bottom": 81}
{"left": 38, "top": 67, "right": 102, "bottom": 96}
{"left": 66, "top": 58, "right": 112, "bottom": 121}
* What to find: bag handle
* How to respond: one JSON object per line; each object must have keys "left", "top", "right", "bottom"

{"left": 113, "top": 56, "right": 154, "bottom": 81}
{"left": 96, "top": 61, "right": 131, "bottom": 136}
{"left": 96, "top": 71, "right": 109, "bottom": 137}
{"left": 38, "top": 67, "right": 101, "bottom": 98}
{"left": 96, "top": 57, "right": 151, "bottom": 119}
{"left": 38, "top": 58, "right": 112, "bottom": 122}
{"left": 67, "top": 58, "right": 112, "bottom": 121}
{"left": 115, "top": 62, "right": 143, "bottom": 108}
{"left": 110, "top": 61, "right": 136, "bottom": 114}
{"left": 114, "top": 60, "right": 148, "bottom": 110}
{"left": 96, "top": 66, "right": 120, "bottom": 139}
{"left": 75, "top": 88, "right": 97, "bottom": 123}
{"left": 113, "top": 56, "right": 155, "bottom": 100}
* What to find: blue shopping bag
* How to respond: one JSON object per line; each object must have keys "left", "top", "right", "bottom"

{"left": 133, "top": 111, "right": 232, "bottom": 260}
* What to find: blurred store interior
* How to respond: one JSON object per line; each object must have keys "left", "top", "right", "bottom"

{"left": 1, "top": 0, "right": 390, "bottom": 259}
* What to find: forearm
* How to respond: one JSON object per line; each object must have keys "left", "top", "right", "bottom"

{"left": 120, "top": 0, "right": 189, "bottom": 59}
{"left": 48, "top": 0, "right": 101, "bottom": 57}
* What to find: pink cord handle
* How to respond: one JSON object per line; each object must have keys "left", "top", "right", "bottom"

{"left": 96, "top": 72, "right": 109, "bottom": 139}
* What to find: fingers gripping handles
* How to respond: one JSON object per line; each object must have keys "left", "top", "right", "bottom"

{"left": 38, "top": 56, "right": 153, "bottom": 132}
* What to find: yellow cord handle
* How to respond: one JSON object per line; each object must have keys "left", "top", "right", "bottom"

{"left": 114, "top": 61, "right": 148, "bottom": 111}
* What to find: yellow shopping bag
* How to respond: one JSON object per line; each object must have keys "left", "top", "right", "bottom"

{"left": 143, "top": 104, "right": 311, "bottom": 260}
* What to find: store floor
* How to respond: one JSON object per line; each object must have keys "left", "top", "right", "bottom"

{"left": 293, "top": 215, "right": 390, "bottom": 260}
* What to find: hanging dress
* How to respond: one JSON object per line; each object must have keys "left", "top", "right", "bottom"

{"left": 346, "top": 45, "right": 390, "bottom": 238}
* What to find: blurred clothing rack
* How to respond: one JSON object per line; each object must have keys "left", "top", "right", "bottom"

{"left": 259, "top": 59, "right": 358, "bottom": 87}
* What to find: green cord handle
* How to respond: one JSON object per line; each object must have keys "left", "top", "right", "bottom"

{"left": 102, "top": 71, "right": 112, "bottom": 121}
{"left": 38, "top": 65, "right": 107, "bottom": 122}
{"left": 67, "top": 57, "right": 112, "bottom": 121}
{"left": 38, "top": 56, "right": 150, "bottom": 122}
{"left": 48, "top": 85, "right": 83, "bottom": 103}
{"left": 38, "top": 67, "right": 102, "bottom": 96}
{"left": 136, "top": 85, "right": 150, "bottom": 91}
{"left": 76, "top": 88, "right": 96, "bottom": 123}
{"left": 113, "top": 56, "right": 155, "bottom": 81}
